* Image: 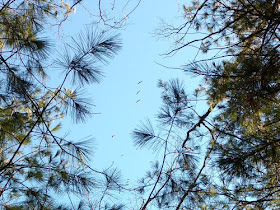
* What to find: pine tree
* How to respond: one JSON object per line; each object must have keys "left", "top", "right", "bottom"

{"left": 135, "top": 0, "right": 280, "bottom": 209}
{"left": 0, "top": 0, "right": 124, "bottom": 208}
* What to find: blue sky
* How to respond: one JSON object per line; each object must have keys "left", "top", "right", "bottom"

{"left": 52, "top": 0, "right": 205, "bottom": 206}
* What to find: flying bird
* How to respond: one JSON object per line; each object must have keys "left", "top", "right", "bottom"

{"left": 137, "top": 81, "right": 143, "bottom": 84}
{"left": 136, "top": 99, "right": 141, "bottom": 103}
{"left": 136, "top": 90, "right": 140, "bottom": 95}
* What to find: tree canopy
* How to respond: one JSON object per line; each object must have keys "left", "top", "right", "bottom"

{"left": 0, "top": 0, "right": 125, "bottom": 209}
{"left": 0, "top": 0, "right": 279, "bottom": 209}
{"left": 133, "top": 0, "right": 280, "bottom": 209}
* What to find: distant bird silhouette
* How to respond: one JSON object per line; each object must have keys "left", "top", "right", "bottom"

{"left": 136, "top": 90, "right": 140, "bottom": 95}
{"left": 137, "top": 81, "right": 143, "bottom": 84}
{"left": 136, "top": 99, "right": 141, "bottom": 103}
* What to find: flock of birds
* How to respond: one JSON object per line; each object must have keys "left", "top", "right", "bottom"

{"left": 111, "top": 81, "right": 143, "bottom": 139}
{"left": 136, "top": 81, "right": 142, "bottom": 103}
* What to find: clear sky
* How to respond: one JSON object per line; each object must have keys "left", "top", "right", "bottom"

{"left": 51, "top": 0, "right": 205, "bottom": 207}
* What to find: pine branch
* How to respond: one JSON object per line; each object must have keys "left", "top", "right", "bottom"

{"left": 176, "top": 122, "right": 216, "bottom": 210}
{"left": 141, "top": 114, "right": 177, "bottom": 210}
{"left": 182, "top": 103, "right": 217, "bottom": 149}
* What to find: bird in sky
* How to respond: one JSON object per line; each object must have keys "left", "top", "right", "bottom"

{"left": 137, "top": 81, "right": 143, "bottom": 84}
{"left": 136, "top": 90, "right": 140, "bottom": 95}
{"left": 136, "top": 99, "right": 141, "bottom": 103}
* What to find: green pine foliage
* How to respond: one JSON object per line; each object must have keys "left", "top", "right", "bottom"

{"left": 0, "top": 0, "right": 123, "bottom": 209}
{"left": 135, "top": 0, "right": 280, "bottom": 209}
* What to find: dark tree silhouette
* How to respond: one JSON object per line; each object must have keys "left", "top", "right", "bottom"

{"left": 134, "top": 0, "right": 280, "bottom": 209}
{"left": 0, "top": 0, "right": 128, "bottom": 208}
